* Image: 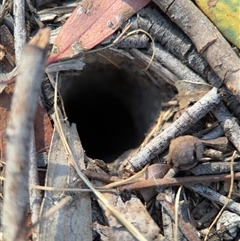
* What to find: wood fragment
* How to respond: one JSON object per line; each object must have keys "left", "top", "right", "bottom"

{"left": 203, "top": 151, "right": 235, "bottom": 241}
{"left": 203, "top": 149, "right": 223, "bottom": 160}
{"left": 97, "top": 193, "right": 160, "bottom": 241}
{"left": 130, "top": 48, "right": 178, "bottom": 85}
{"left": 150, "top": 44, "right": 205, "bottom": 83}
{"left": 38, "top": 124, "right": 92, "bottom": 241}
{"left": 2, "top": 28, "right": 49, "bottom": 241}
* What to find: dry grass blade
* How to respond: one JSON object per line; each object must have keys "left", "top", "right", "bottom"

{"left": 85, "top": 23, "right": 155, "bottom": 71}
{"left": 52, "top": 78, "right": 148, "bottom": 241}
{"left": 100, "top": 164, "right": 148, "bottom": 189}
{"left": 174, "top": 186, "right": 183, "bottom": 241}
{"left": 29, "top": 196, "right": 72, "bottom": 231}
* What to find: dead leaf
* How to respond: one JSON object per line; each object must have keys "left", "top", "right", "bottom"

{"left": 47, "top": 0, "right": 150, "bottom": 65}
{"left": 175, "top": 80, "right": 212, "bottom": 109}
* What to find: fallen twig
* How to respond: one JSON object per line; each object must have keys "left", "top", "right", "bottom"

{"left": 186, "top": 184, "right": 240, "bottom": 216}
{"left": 13, "top": 0, "right": 26, "bottom": 63}
{"left": 2, "top": 28, "right": 49, "bottom": 241}
{"left": 118, "top": 172, "right": 240, "bottom": 192}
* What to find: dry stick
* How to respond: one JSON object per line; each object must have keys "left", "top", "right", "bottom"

{"left": 211, "top": 103, "right": 240, "bottom": 152}
{"left": 118, "top": 172, "right": 240, "bottom": 192}
{"left": 149, "top": 43, "right": 205, "bottom": 84}
{"left": 14, "top": 0, "right": 26, "bottom": 63}
{"left": 128, "top": 87, "right": 220, "bottom": 171}
{"left": 186, "top": 183, "right": 240, "bottom": 216}
{"left": 203, "top": 151, "right": 236, "bottom": 241}
{"left": 2, "top": 28, "right": 50, "bottom": 241}
{"left": 130, "top": 48, "right": 178, "bottom": 85}
{"left": 144, "top": 17, "right": 240, "bottom": 122}
{"left": 29, "top": 128, "right": 42, "bottom": 241}
{"left": 191, "top": 162, "right": 240, "bottom": 176}
{"left": 153, "top": 0, "right": 240, "bottom": 101}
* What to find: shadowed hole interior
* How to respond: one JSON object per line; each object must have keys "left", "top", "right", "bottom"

{"left": 60, "top": 63, "right": 163, "bottom": 163}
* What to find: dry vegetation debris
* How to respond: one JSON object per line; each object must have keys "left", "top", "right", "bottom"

{"left": 0, "top": 0, "right": 240, "bottom": 240}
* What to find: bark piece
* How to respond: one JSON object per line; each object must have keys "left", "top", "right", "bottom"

{"left": 96, "top": 193, "right": 160, "bottom": 241}
{"left": 216, "top": 210, "right": 240, "bottom": 240}
{"left": 38, "top": 124, "right": 92, "bottom": 241}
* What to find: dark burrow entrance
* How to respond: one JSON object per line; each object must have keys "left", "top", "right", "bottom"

{"left": 59, "top": 56, "right": 168, "bottom": 163}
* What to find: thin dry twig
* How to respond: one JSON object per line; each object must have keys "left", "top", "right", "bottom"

{"left": 2, "top": 28, "right": 50, "bottom": 241}
{"left": 118, "top": 172, "right": 240, "bottom": 192}
{"left": 14, "top": 0, "right": 26, "bottom": 63}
